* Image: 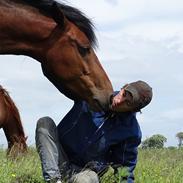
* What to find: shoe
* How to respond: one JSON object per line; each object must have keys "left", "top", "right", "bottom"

{"left": 56, "top": 180, "right": 62, "bottom": 183}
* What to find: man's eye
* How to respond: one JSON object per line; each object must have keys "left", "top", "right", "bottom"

{"left": 78, "top": 45, "right": 90, "bottom": 57}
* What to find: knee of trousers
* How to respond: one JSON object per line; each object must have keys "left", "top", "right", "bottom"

{"left": 72, "top": 170, "right": 99, "bottom": 183}
{"left": 36, "top": 116, "right": 56, "bottom": 135}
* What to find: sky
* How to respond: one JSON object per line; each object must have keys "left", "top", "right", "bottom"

{"left": 1, "top": 0, "right": 183, "bottom": 147}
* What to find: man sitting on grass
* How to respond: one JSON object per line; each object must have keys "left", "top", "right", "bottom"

{"left": 36, "top": 80, "right": 152, "bottom": 183}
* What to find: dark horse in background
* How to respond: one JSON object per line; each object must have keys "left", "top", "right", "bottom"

{"left": 0, "top": 85, "right": 27, "bottom": 156}
{"left": 0, "top": 0, "right": 113, "bottom": 111}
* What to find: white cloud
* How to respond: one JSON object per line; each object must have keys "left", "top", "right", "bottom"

{"left": 121, "top": 21, "right": 183, "bottom": 43}
{"left": 104, "top": 0, "right": 118, "bottom": 6}
{"left": 60, "top": 0, "right": 146, "bottom": 24}
{"left": 59, "top": 0, "right": 183, "bottom": 27}
{"left": 161, "top": 108, "right": 183, "bottom": 121}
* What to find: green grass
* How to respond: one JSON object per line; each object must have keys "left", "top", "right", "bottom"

{"left": 1, "top": 147, "right": 183, "bottom": 183}
{"left": 0, "top": 147, "right": 44, "bottom": 183}
{"left": 135, "top": 148, "right": 183, "bottom": 183}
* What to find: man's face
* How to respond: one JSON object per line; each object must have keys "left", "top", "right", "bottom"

{"left": 111, "top": 88, "right": 134, "bottom": 112}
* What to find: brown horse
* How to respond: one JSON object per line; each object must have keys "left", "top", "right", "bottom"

{"left": 0, "top": 0, "right": 113, "bottom": 111}
{"left": 0, "top": 85, "right": 27, "bottom": 156}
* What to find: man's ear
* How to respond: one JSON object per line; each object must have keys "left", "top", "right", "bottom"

{"left": 51, "top": 2, "right": 67, "bottom": 28}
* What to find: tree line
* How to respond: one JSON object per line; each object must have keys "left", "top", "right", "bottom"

{"left": 141, "top": 132, "right": 183, "bottom": 149}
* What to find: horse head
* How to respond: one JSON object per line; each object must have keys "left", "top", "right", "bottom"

{"left": 0, "top": 0, "right": 113, "bottom": 111}
{"left": 40, "top": 2, "right": 113, "bottom": 111}
{"left": 7, "top": 135, "right": 28, "bottom": 158}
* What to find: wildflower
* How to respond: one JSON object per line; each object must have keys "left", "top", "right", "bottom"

{"left": 11, "top": 174, "right": 16, "bottom": 177}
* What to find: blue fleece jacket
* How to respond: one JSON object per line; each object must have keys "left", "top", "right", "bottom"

{"left": 57, "top": 100, "right": 141, "bottom": 182}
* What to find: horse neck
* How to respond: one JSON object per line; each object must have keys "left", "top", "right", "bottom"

{"left": 4, "top": 117, "right": 28, "bottom": 156}
{"left": 0, "top": 0, "right": 56, "bottom": 60}
{"left": 0, "top": 89, "right": 27, "bottom": 148}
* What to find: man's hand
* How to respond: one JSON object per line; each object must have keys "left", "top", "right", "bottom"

{"left": 84, "top": 161, "right": 109, "bottom": 174}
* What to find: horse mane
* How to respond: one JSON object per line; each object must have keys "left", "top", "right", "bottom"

{"left": 21, "top": 0, "right": 97, "bottom": 48}
{"left": 0, "top": 85, "right": 25, "bottom": 137}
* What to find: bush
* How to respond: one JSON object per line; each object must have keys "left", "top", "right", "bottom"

{"left": 141, "top": 134, "right": 167, "bottom": 149}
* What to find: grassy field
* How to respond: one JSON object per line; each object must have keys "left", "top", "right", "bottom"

{"left": 0, "top": 147, "right": 183, "bottom": 183}
{"left": 135, "top": 148, "right": 183, "bottom": 183}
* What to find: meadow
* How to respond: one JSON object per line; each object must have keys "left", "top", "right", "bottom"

{"left": 0, "top": 147, "right": 183, "bottom": 183}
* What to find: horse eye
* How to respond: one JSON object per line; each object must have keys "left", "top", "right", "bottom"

{"left": 78, "top": 45, "right": 90, "bottom": 57}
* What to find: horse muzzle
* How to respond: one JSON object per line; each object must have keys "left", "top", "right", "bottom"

{"left": 90, "top": 91, "right": 113, "bottom": 112}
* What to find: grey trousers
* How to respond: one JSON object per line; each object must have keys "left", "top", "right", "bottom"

{"left": 35, "top": 117, "right": 99, "bottom": 183}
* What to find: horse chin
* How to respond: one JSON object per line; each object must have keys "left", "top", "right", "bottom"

{"left": 88, "top": 98, "right": 109, "bottom": 112}
{"left": 90, "top": 91, "right": 113, "bottom": 112}
{"left": 90, "top": 102, "right": 103, "bottom": 112}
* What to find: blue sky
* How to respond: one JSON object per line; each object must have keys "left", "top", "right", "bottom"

{"left": 1, "top": 0, "right": 183, "bottom": 147}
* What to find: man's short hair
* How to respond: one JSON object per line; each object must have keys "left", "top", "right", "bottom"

{"left": 123, "top": 80, "right": 153, "bottom": 111}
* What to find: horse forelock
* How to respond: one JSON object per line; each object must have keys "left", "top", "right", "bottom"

{"left": 20, "top": 0, "right": 98, "bottom": 48}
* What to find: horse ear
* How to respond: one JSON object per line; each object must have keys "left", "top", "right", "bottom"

{"left": 51, "top": 2, "right": 67, "bottom": 28}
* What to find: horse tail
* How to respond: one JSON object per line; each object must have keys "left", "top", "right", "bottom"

{"left": 0, "top": 85, "right": 26, "bottom": 137}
